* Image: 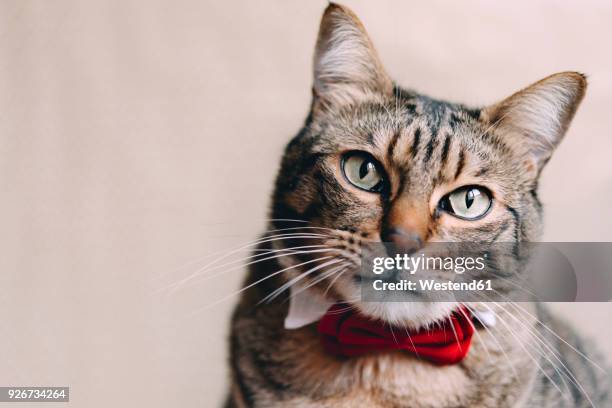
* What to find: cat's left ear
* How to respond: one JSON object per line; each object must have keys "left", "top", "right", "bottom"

{"left": 481, "top": 72, "right": 587, "bottom": 174}
{"left": 312, "top": 3, "right": 393, "bottom": 108}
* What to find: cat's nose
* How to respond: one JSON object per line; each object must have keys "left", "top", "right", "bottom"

{"left": 381, "top": 197, "right": 428, "bottom": 255}
{"left": 381, "top": 227, "right": 424, "bottom": 255}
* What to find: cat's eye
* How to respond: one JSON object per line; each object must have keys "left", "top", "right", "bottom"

{"left": 439, "top": 186, "right": 492, "bottom": 220}
{"left": 341, "top": 151, "right": 385, "bottom": 193}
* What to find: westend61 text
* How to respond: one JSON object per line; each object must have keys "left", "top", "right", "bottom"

{"left": 372, "top": 279, "right": 493, "bottom": 292}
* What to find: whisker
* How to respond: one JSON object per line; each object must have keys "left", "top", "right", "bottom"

{"left": 400, "top": 321, "right": 420, "bottom": 360}
{"left": 494, "top": 299, "right": 593, "bottom": 406}
{"left": 265, "top": 225, "right": 339, "bottom": 235}
{"left": 188, "top": 255, "right": 336, "bottom": 315}
{"left": 285, "top": 263, "right": 351, "bottom": 303}
{"left": 389, "top": 323, "right": 399, "bottom": 346}
{"left": 152, "top": 230, "right": 331, "bottom": 282}
{"left": 162, "top": 246, "right": 341, "bottom": 296}
{"left": 259, "top": 258, "right": 344, "bottom": 305}
{"left": 476, "top": 300, "right": 567, "bottom": 398}
{"left": 490, "top": 274, "right": 540, "bottom": 300}
{"left": 456, "top": 306, "right": 492, "bottom": 362}
{"left": 323, "top": 266, "right": 350, "bottom": 297}
{"left": 324, "top": 303, "right": 360, "bottom": 315}
{"left": 463, "top": 303, "right": 519, "bottom": 380}
{"left": 266, "top": 218, "right": 310, "bottom": 224}
{"left": 158, "top": 233, "right": 331, "bottom": 294}
{"left": 448, "top": 315, "right": 462, "bottom": 352}
{"left": 505, "top": 300, "right": 605, "bottom": 373}
{"left": 181, "top": 244, "right": 329, "bottom": 279}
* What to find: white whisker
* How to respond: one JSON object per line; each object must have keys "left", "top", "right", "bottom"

{"left": 188, "top": 256, "right": 336, "bottom": 315}
{"left": 260, "top": 258, "right": 344, "bottom": 304}
{"left": 463, "top": 303, "right": 519, "bottom": 380}
{"left": 495, "top": 299, "right": 594, "bottom": 406}
{"left": 286, "top": 263, "right": 351, "bottom": 303}
{"left": 162, "top": 246, "right": 342, "bottom": 296}
{"left": 506, "top": 301, "right": 605, "bottom": 373}
{"left": 476, "top": 301, "right": 567, "bottom": 398}
{"left": 159, "top": 233, "right": 331, "bottom": 294}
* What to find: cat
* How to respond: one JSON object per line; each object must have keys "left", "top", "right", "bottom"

{"left": 226, "top": 3, "right": 609, "bottom": 407}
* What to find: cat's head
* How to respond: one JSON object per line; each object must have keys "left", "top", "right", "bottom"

{"left": 270, "top": 3, "right": 586, "bottom": 328}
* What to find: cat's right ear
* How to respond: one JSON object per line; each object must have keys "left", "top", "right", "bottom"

{"left": 313, "top": 3, "right": 393, "bottom": 109}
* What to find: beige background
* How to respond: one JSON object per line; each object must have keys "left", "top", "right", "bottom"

{"left": 1, "top": 1, "right": 611, "bottom": 407}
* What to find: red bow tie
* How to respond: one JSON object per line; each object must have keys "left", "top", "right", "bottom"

{"left": 318, "top": 305, "right": 474, "bottom": 365}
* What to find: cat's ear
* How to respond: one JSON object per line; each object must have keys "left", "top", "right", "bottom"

{"left": 481, "top": 72, "right": 587, "bottom": 173}
{"left": 313, "top": 3, "right": 393, "bottom": 108}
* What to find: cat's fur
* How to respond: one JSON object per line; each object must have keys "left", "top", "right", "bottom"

{"left": 226, "top": 4, "right": 609, "bottom": 407}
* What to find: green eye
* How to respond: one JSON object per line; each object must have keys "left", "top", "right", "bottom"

{"left": 439, "top": 186, "right": 492, "bottom": 220}
{"left": 342, "top": 152, "right": 385, "bottom": 192}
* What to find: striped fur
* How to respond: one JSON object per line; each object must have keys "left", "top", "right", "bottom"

{"left": 227, "top": 3, "right": 608, "bottom": 407}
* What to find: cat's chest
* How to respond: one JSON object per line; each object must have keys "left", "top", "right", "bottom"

{"left": 280, "top": 350, "right": 478, "bottom": 407}
{"left": 333, "top": 356, "right": 475, "bottom": 408}
{"left": 269, "top": 329, "right": 536, "bottom": 408}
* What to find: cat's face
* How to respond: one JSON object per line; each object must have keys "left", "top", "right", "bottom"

{"left": 270, "top": 4, "right": 585, "bottom": 328}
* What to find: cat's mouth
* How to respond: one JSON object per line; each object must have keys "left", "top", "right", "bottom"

{"left": 287, "top": 260, "right": 461, "bottom": 330}
{"left": 283, "top": 257, "right": 465, "bottom": 332}
{"left": 352, "top": 300, "right": 460, "bottom": 330}
{"left": 268, "top": 226, "right": 460, "bottom": 329}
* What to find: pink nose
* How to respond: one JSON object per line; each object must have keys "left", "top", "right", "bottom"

{"left": 382, "top": 227, "right": 423, "bottom": 255}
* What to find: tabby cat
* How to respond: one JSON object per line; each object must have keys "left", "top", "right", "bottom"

{"left": 226, "top": 4, "right": 609, "bottom": 407}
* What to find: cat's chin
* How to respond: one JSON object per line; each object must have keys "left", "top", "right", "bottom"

{"left": 353, "top": 301, "right": 459, "bottom": 331}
